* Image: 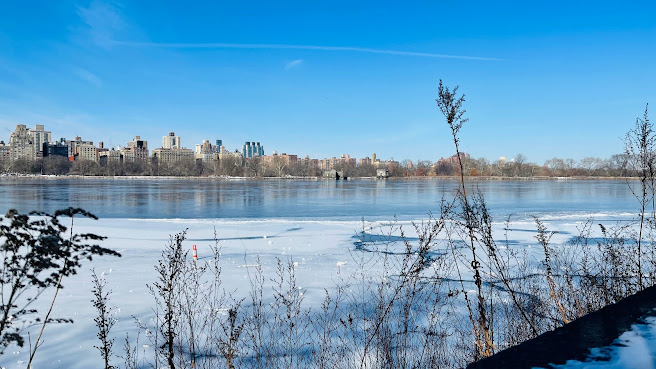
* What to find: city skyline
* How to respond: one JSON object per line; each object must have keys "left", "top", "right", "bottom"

{"left": 0, "top": 123, "right": 626, "bottom": 166}
{"left": 7, "top": 122, "right": 629, "bottom": 179}
{"left": 1, "top": 1, "right": 654, "bottom": 162}
{"left": 0, "top": 123, "right": 410, "bottom": 165}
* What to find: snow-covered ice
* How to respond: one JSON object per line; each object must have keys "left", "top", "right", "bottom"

{"left": 0, "top": 211, "right": 638, "bottom": 369}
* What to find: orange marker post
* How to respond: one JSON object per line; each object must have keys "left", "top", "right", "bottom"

{"left": 192, "top": 244, "right": 197, "bottom": 262}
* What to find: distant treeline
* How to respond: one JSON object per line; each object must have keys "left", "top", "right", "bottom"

{"left": 440, "top": 153, "right": 630, "bottom": 178}
{"left": 0, "top": 153, "right": 634, "bottom": 178}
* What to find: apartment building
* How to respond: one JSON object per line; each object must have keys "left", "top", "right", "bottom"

{"left": 152, "top": 147, "right": 195, "bottom": 163}
{"left": 162, "top": 132, "right": 181, "bottom": 149}
{"left": 77, "top": 144, "right": 99, "bottom": 162}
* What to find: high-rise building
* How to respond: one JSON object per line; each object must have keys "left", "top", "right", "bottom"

{"left": 9, "top": 124, "right": 34, "bottom": 160}
{"left": 77, "top": 144, "right": 99, "bottom": 162}
{"left": 299, "top": 156, "right": 319, "bottom": 170}
{"left": 262, "top": 152, "right": 298, "bottom": 165}
{"left": 0, "top": 141, "right": 10, "bottom": 161}
{"left": 195, "top": 140, "right": 216, "bottom": 161}
{"left": 43, "top": 141, "right": 69, "bottom": 158}
{"left": 152, "top": 147, "right": 195, "bottom": 163}
{"left": 99, "top": 149, "right": 122, "bottom": 165}
{"left": 318, "top": 154, "right": 357, "bottom": 170}
{"left": 212, "top": 140, "right": 222, "bottom": 154}
{"left": 8, "top": 124, "right": 51, "bottom": 160}
{"left": 162, "top": 132, "right": 181, "bottom": 149}
{"left": 63, "top": 136, "right": 94, "bottom": 157}
{"left": 123, "top": 136, "right": 149, "bottom": 160}
{"left": 242, "top": 141, "right": 264, "bottom": 158}
{"left": 29, "top": 125, "right": 51, "bottom": 155}
{"left": 340, "top": 154, "right": 356, "bottom": 167}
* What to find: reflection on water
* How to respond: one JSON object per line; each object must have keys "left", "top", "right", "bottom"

{"left": 0, "top": 178, "right": 639, "bottom": 221}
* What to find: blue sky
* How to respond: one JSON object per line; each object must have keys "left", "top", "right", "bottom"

{"left": 0, "top": 1, "right": 654, "bottom": 163}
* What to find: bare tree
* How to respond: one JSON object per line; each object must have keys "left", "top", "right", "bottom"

{"left": 91, "top": 270, "right": 117, "bottom": 369}
{"left": 43, "top": 156, "right": 72, "bottom": 175}
{"left": 436, "top": 79, "right": 493, "bottom": 358}
{"left": 607, "top": 154, "right": 627, "bottom": 176}
{"left": 272, "top": 156, "right": 288, "bottom": 177}
{"left": 10, "top": 158, "right": 36, "bottom": 174}
{"left": 143, "top": 231, "right": 187, "bottom": 368}
{"left": 245, "top": 157, "right": 262, "bottom": 177}
{"left": 220, "top": 155, "right": 244, "bottom": 176}
{"left": 513, "top": 153, "right": 527, "bottom": 177}
{"left": 580, "top": 157, "right": 606, "bottom": 176}
{"left": 70, "top": 159, "right": 100, "bottom": 176}
{"left": 624, "top": 104, "right": 654, "bottom": 290}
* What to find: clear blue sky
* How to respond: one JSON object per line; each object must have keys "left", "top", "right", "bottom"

{"left": 0, "top": 1, "right": 654, "bottom": 163}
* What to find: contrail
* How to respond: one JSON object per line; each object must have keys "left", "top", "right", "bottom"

{"left": 111, "top": 41, "right": 503, "bottom": 61}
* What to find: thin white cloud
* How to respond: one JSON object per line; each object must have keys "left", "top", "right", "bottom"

{"left": 73, "top": 67, "right": 102, "bottom": 86}
{"left": 112, "top": 41, "right": 504, "bottom": 61}
{"left": 77, "top": 0, "right": 126, "bottom": 48}
{"left": 285, "top": 59, "right": 304, "bottom": 70}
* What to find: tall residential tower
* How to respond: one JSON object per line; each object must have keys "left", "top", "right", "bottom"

{"left": 162, "top": 132, "right": 181, "bottom": 149}
{"left": 242, "top": 141, "right": 264, "bottom": 158}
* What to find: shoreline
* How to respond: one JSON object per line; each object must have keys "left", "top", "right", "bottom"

{"left": 0, "top": 174, "right": 639, "bottom": 181}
